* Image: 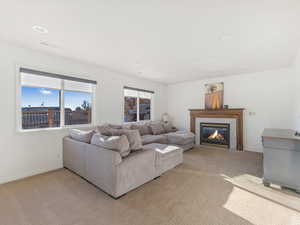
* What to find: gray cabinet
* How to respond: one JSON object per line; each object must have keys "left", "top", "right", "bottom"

{"left": 262, "top": 129, "right": 300, "bottom": 192}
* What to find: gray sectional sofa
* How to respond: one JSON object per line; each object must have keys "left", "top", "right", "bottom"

{"left": 63, "top": 122, "right": 195, "bottom": 199}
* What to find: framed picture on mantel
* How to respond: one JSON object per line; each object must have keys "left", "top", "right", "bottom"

{"left": 205, "top": 82, "right": 224, "bottom": 110}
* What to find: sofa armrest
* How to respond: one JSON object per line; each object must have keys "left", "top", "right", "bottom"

{"left": 85, "top": 144, "right": 122, "bottom": 196}
{"left": 63, "top": 136, "right": 88, "bottom": 177}
{"left": 115, "top": 149, "right": 156, "bottom": 197}
{"left": 89, "top": 144, "right": 123, "bottom": 165}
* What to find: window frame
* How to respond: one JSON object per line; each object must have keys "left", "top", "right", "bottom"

{"left": 123, "top": 87, "right": 154, "bottom": 123}
{"left": 16, "top": 65, "right": 96, "bottom": 132}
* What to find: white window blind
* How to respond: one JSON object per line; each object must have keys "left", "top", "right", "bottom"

{"left": 21, "top": 72, "right": 61, "bottom": 89}
{"left": 124, "top": 89, "right": 138, "bottom": 97}
{"left": 64, "top": 80, "right": 94, "bottom": 93}
{"left": 139, "top": 91, "right": 152, "bottom": 99}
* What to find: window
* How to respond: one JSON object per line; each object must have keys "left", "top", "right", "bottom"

{"left": 22, "top": 87, "right": 61, "bottom": 129}
{"left": 64, "top": 80, "right": 93, "bottom": 126}
{"left": 124, "top": 87, "right": 153, "bottom": 122}
{"left": 19, "top": 68, "right": 96, "bottom": 130}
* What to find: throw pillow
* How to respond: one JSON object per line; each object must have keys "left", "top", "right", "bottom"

{"left": 69, "top": 129, "right": 95, "bottom": 143}
{"left": 91, "top": 133, "right": 130, "bottom": 157}
{"left": 123, "top": 129, "right": 143, "bottom": 151}
{"left": 109, "top": 129, "right": 143, "bottom": 151}
{"left": 150, "top": 123, "right": 165, "bottom": 135}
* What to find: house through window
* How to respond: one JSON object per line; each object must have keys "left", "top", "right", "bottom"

{"left": 19, "top": 68, "right": 96, "bottom": 130}
{"left": 124, "top": 87, "right": 153, "bottom": 122}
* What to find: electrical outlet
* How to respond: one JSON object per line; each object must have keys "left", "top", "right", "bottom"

{"left": 249, "top": 112, "right": 256, "bottom": 116}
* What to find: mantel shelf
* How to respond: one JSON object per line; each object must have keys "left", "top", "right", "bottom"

{"left": 189, "top": 108, "right": 245, "bottom": 112}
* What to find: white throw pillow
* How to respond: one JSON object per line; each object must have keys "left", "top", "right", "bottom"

{"left": 91, "top": 133, "right": 130, "bottom": 157}
{"left": 69, "top": 129, "right": 95, "bottom": 143}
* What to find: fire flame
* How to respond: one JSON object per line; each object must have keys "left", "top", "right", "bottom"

{"left": 208, "top": 130, "right": 225, "bottom": 140}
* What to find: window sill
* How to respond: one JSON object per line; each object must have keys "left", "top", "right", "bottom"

{"left": 123, "top": 120, "right": 152, "bottom": 124}
{"left": 17, "top": 124, "right": 95, "bottom": 133}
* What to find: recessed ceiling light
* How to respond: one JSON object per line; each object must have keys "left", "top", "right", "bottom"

{"left": 32, "top": 25, "right": 48, "bottom": 33}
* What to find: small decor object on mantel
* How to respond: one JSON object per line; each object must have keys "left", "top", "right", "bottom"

{"left": 205, "top": 82, "right": 224, "bottom": 110}
{"left": 224, "top": 105, "right": 229, "bottom": 109}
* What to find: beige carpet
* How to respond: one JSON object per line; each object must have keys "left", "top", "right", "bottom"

{"left": 1, "top": 147, "right": 300, "bottom": 225}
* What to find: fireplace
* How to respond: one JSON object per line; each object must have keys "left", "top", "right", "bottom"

{"left": 200, "top": 123, "right": 230, "bottom": 148}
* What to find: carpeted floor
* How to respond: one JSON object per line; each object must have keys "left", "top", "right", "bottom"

{"left": 1, "top": 147, "right": 300, "bottom": 225}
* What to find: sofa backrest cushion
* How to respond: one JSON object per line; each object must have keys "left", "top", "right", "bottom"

{"left": 97, "top": 124, "right": 113, "bottom": 136}
{"left": 163, "top": 122, "right": 177, "bottom": 133}
{"left": 91, "top": 133, "right": 130, "bottom": 157}
{"left": 108, "top": 124, "right": 123, "bottom": 129}
{"left": 149, "top": 123, "right": 165, "bottom": 135}
{"left": 97, "top": 124, "right": 128, "bottom": 136}
{"left": 131, "top": 124, "right": 152, "bottom": 136}
{"left": 69, "top": 129, "right": 96, "bottom": 143}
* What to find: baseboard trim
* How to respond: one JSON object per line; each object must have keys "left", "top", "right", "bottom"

{"left": 244, "top": 145, "right": 263, "bottom": 153}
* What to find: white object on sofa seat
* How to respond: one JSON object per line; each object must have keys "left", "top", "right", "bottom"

{"left": 143, "top": 143, "right": 183, "bottom": 177}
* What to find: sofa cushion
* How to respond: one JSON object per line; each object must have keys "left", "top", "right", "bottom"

{"left": 141, "top": 135, "right": 168, "bottom": 145}
{"left": 163, "top": 123, "right": 177, "bottom": 133}
{"left": 122, "top": 130, "right": 143, "bottom": 151}
{"left": 116, "top": 148, "right": 156, "bottom": 196}
{"left": 131, "top": 124, "right": 152, "bottom": 136}
{"left": 69, "top": 129, "right": 95, "bottom": 143}
{"left": 164, "top": 131, "right": 195, "bottom": 145}
{"left": 149, "top": 123, "right": 165, "bottom": 135}
{"left": 91, "top": 133, "right": 130, "bottom": 157}
{"left": 121, "top": 123, "right": 132, "bottom": 130}
{"left": 108, "top": 124, "right": 123, "bottom": 129}
{"left": 97, "top": 124, "right": 113, "bottom": 136}
{"left": 143, "top": 143, "right": 183, "bottom": 176}
{"left": 97, "top": 124, "right": 124, "bottom": 135}
{"left": 108, "top": 129, "right": 143, "bottom": 152}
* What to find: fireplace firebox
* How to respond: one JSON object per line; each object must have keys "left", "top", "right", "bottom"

{"left": 200, "top": 123, "right": 230, "bottom": 148}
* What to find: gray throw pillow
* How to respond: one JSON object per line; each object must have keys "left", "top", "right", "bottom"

{"left": 69, "top": 129, "right": 95, "bottom": 143}
{"left": 131, "top": 124, "right": 152, "bottom": 136}
{"left": 91, "top": 133, "right": 130, "bottom": 157}
{"left": 109, "top": 129, "right": 143, "bottom": 151}
{"left": 150, "top": 123, "right": 165, "bottom": 135}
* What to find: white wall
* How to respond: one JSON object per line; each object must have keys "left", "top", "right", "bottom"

{"left": 167, "top": 68, "right": 296, "bottom": 152}
{"left": 0, "top": 41, "right": 167, "bottom": 184}
{"left": 293, "top": 51, "right": 300, "bottom": 130}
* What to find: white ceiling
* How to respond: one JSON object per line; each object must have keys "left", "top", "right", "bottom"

{"left": 1, "top": 0, "right": 300, "bottom": 84}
